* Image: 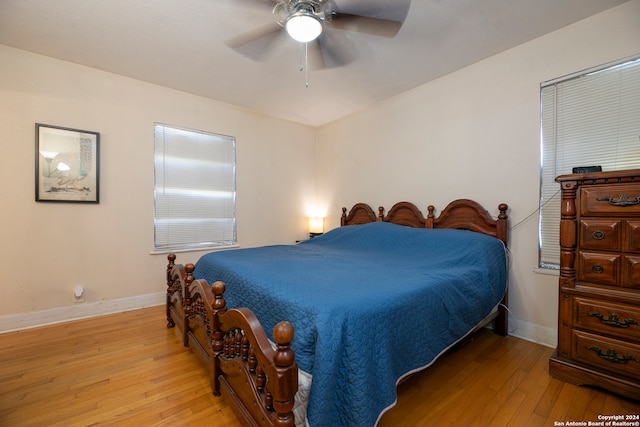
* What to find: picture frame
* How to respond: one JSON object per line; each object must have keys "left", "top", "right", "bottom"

{"left": 35, "top": 123, "right": 100, "bottom": 203}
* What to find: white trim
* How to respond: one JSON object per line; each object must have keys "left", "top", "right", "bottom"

{"left": 0, "top": 292, "right": 165, "bottom": 334}
{"left": 541, "top": 53, "right": 640, "bottom": 87}
{"left": 533, "top": 267, "right": 559, "bottom": 276}
{"left": 150, "top": 244, "right": 240, "bottom": 255}
{"left": 509, "top": 318, "right": 557, "bottom": 348}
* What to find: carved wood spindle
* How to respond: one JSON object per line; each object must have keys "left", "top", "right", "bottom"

{"left": 209, "top": 280, "right": 227, "bottom": 397}
{"left": 426, "top": 205, "right": 435, "bottom": 228}
{"left": 192, "top": 299, "right": 200, "bottom": 317}
{"left": 265, "top": 390, "right": 273, "bottom": 411}
{"left": 166, "top": 253, "right": 176, "bottom": 288}
{"left": 340, "top": 207, "right": 347, "bottom": 226}
{"left": 224, "top": 332, "right": 231, "bottom": 357}
{"left": 248, "top": 348, "right": 257, "bottom": 374}
{"left": 271, "top": 321, "right": 297, "bottom": 427}
{"left": 210, "top": 281, "right": 227, "bottom": 353}
{"left": 377, "top": 206, "right": 384, "bottom": 221}
{"left": 211, "top": 281, "right": 227, "bottom": 313}
{"left": 273, "top": 322, "right": 295, "bottom": 368}
{"left": 556, "top": 179, "right": 578, "bottom": 360}
{"left": 234, "top": 330, "right": 243, "bottom": 356}
{"left": 166, "top": 253, "right": 176, "bottom": 328}
{"left": 256, "top": 365, "right": 266, "bottom": 392}
{"left": 497, "top": 203, "right": 509, "bottom": 246}
{"left": 224, "top": 332, "right": 234, "bottom": 358}
{"left": 241, "top": 335, "right": 250, "bottom": 360}
{"left": 182, "top": 263, "right": 195, "bottom": 347}
{"left": 558, "top": 181, "right": 578, "bottom": 284}
{"left": 183, "top": 263, "right": 195, "bottom": 313}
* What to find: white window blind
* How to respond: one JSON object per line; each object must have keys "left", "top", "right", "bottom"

{"left": 539, "top": 55, "right": 640, "bottom": 269}
{"left": 154, "top": 123, "right": 236, "bottom": 251}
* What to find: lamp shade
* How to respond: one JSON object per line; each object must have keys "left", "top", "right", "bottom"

{"left": 285, "top": 9, "right": 323, "bottom": 42}
{"left": 309, "top": 217, "right": 324, "bottom": 234}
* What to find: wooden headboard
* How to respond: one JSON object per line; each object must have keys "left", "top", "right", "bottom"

{"left": 341, "top": 199, "right": 509, "bottom": 246}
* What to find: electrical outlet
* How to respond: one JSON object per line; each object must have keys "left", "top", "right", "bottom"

{"left": 73, "top": 285, "right": 85, "bottom": 303}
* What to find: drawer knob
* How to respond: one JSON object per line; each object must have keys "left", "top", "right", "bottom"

{"left": 592, "top": 230, "right": 605, "bottom": 240}
{"left": 587, "top": 311, "right": 639, "bottom": 328}
{"left": 592, "top": 264, "right": 604, "bottom": 274}
{"left": 586, "top": 345, "right": 640, "bottom": 364}
{"left": 596, "top": 194, "right": 640, "bottom": 207}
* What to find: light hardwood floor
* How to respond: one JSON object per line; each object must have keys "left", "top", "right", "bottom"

{"left": 1, "top": 306, "right": 637, "bottom": 426}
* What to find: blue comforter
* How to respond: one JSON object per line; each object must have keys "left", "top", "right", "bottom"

{"left": 194, "top": 222, "right": 507, "bottom": 427}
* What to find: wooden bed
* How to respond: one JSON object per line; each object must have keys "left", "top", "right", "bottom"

{"left": 165, "top": 198, "right": 509, "bottom": 427}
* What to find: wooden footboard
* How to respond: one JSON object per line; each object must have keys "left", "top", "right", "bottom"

{"left": 166, "top": 255, "right": 298, "bottom": 427}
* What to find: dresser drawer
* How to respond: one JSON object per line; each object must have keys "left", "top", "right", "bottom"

{"left": 574, "top": 297, "right": 640, "bottom": 341}
{"left": 623, "top": 255, "right": 640, "bottom": 289}
{"left": 625, "top": 221, "right": 640, "bottom": 253}
{"left": 581, "top": 184, "right": 640, "bottom": 216}
{"left": 579, "top": 219, "right": 621, "bottom": 251}
{"left": 577, "top": 251, "right": 620, "bottom": 286}
{"left": 572, "top": 330, "right": 640, "bottom": 380}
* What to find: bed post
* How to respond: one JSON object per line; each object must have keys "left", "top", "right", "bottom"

{"left": 496, "top": 203, "right": 509, "bottom": 247}
{"left": 377, "top": 206, "right": 384, "bottom": 221}
{"left": 495, "top": 203, "right": 509, "bottom": 336}
{"left": 182, "top": 263, "right": 195, "bottom": 347}
{"left": 210, "top": 281, "right": 227, "bottom": 396}
{"left": 271, "top": 321, "right": 297, "bottom": 427}
{"left": 426, "top": 205, "right": 435, "bottom": 228}
{"left": 166, "top": 253, "right": 176, "bottom": 328}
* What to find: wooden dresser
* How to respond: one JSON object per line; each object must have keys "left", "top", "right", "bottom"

{"left": 550, "top": 169, "right": 640, "bottom": 399}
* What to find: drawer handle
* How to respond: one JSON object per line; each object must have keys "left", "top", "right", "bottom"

{"left": 586, "top": 345, "right": 640, "bottom": 364}
{"left": 587, "top": 311, "right": 639, "bottom": 328}
{"left": 592, "top": 230, "right": 605, "bottom": 240}
{"left": 596, "top": 194, "right": 640, "bottom": 207}
{"left": 592, "top": 264, "right": 604, "bottom": 274}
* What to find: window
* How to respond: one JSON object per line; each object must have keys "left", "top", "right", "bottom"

{"left": 154, "top": 123, "right": 236, "bottom": 252}
{"left": 539, "top": 55, "right": 640, "bottom": 269}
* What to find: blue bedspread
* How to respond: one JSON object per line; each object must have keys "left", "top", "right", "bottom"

{"left": 194, "top": 222, "right": 507, "bottom": 427}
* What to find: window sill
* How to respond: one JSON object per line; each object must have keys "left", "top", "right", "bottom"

{"left": 150, "top": 244, "right": 239, "bottom": 256}
{"left": 533, "top": 268, "right": 559, "bottom": 276}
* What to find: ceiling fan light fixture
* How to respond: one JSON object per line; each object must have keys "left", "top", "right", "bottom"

{"left": 285, "top": 6, "right": 323, "bottom": 43}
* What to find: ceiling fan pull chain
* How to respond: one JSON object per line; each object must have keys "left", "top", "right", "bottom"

{"left": 305, "top": 42, "right": 310, "bottom": 88}
{"left": 298, "top": 42, "right": 310, "bottom": 87}
{"left": 298, "top": 42, "right": 304, "bottom": 72}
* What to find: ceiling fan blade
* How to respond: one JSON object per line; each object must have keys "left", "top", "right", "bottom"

{"left": 328, "top": 13, "right": 402, "bottom": 38}
{"left": 313, "top": 30, "right": 356, "bottom": 69}
{"left": 230, "top": 0, "right": 280, "bottom": 11}
{"left": 225, "top": 21, "right": 282, "bottom": 48}
{"left": 224, "top": 21, "right": 284, "bottom": 61}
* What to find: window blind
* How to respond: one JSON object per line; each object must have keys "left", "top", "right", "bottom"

{"left": 154, "top": 124, "right": 236, "bottom": 251}
{"left": 539, "top": 55, "right": 640, "bottom": 268}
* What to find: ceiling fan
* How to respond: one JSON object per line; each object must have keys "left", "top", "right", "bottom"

{"left": 226, "top": 0, "right": 410, "bottom": 70}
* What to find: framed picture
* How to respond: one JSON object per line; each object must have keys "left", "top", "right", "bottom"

{"left": 35, "top": 123, "right": 100, "bottom": 203}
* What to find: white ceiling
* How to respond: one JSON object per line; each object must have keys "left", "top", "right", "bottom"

{"left": 0, "top": 0, "right": 629, "bottom": 127}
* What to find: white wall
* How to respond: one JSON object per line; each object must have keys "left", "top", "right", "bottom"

{"left": 0, "top": 45, "right": 316, "bottom": 328}
{"left": 315, "top": 0, "right": 640, "bottom": 346}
